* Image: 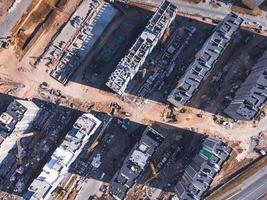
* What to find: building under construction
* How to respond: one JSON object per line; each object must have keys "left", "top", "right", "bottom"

{"left": 224, "top": 50, "right": 267, "bottom": 120}
{"left": 175, "top": 137, "right": 232, "bottom": 200}
{"left": 25, "top": 113, "right": 101, "bottom": 200}
{"left": 39, "top": 0, "right": 118, "bottom": 85}
{"left": 167, "top": 13, "right": 243, "bottom": 107}
{"left": 0, "top": 100, "right": 41, "bottom": 180}
{"left": 109, "top": 127, "right": 164, "bottom": 200}
{"left": 106, "top": 0, "right": 177, "bottom": 95}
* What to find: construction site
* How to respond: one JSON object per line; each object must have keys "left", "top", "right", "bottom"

{"left": 0, "top": 0, "right": 267, "bottom": 199}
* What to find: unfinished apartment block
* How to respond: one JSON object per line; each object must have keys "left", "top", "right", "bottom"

{"left": 106, "top": 0, "right": 177, "bottom": 95}
{"left": 109, "top": 127, "right": 164, "bottom": 200}
{"left": 0, "top": 100, "right": 41, "bottom": 179}
{"left": 26, "top": 113, "right": 101, "bottom": 200}
{"left": 175, "top": 137, "right": 232, "bottom": 200}
{"left": 39, "top": 0, "right": 118, "bottom": 85}
{"left": 224, "top": 50, "right": 267, "bottom": 120}
{"left": 168, "top": 13, "right": 243, "bottom": 107}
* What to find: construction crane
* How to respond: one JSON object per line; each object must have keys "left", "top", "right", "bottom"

{"left": 150, "top": 162, "right": 157, "bottom": 175}
{"left": 0, "top": 36, "right": 13, "bottom": 49}
{"left": 0, "top": 132, "right": 34, "bottom": 156}
{"left": 142, "top": 161, "right": 160, "bottom": 186}
{"left": 13, "top": 132, "right": 35, "bottom": 140}
{"left": 87, "top": 140, "right": 99, "bottom": 155}
{"left": 142, "top": 172, "right": 160, "bottom": 186}
{"left": 15, "top": 0, "right": 45, "bottom": 35}
{"left": 87, "top": 116, "right": 113, "bottom": 155}
{"left": 135, "top": 162, "right": 160, "bottom": 199}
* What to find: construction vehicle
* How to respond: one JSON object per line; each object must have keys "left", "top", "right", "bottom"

{"left": 121, "top": 111, "right": 131, "bottom": 117}
{"left": 0, "top": 37, "right": 13, "bottom": 49}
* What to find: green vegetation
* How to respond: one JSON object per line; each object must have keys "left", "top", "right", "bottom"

{"left": 201, "top": 148, "right": 213, "bottom": 159}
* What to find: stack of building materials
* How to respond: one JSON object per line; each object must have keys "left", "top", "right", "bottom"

{"left": 0, "top": 100, "right": 41, "bottom": 177}
{"left": 106, "top": 0, "right": 177, "bottom": 95}
{"left": 25, "top": 113, "right": 101, "bottom": 200}
{"left": 224, "top": 50, "right": 267, "bottom": 120}
{"left": 175, "top": 137, "right": 232, "bottom": 200}
{"left": 109, "top": 127, "right": 164, "bottom": 200}
{"left": 40, "top": 0, "right": 118, "bottom": 85}
{"left": 168, "top": 13, "right": 243, "bottom": 107}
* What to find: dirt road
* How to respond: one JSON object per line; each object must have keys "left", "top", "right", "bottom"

{"left": 0, "top": 42, "right": 266, "bottom": 157}
{"left": 0, "top": 0, "right": 266, "bottom": 163}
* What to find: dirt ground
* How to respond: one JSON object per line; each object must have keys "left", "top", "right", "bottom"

{"left": 207, "top": 156, "right": 267, "bottom": 200}
{"left": 132, "top": 122, "right": 205, "bottom": 197}
{"left": 11, "top": 0, "right": 82, "bottom": 59}
{"left": 188, "top": 30, "right": 267, "bottom": 115}
{"left": 0, "top": 1, "right": 267, "bottom": 199}
{"left": 0, "top": 0, "right": 15, "bottom": 22}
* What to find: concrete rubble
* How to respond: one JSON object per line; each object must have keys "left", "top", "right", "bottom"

{"left": 0, "top": 100, "right": 41, "bottom": 177}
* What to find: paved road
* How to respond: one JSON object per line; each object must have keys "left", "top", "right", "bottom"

{"left": 217, "top": 165, "right": 267, "bottom": 200}
{"left": 125, "top": 0, "right": 267, "bottom": 33}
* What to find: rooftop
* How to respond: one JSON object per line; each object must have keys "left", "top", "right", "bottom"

{"left": 0, "top": 100, "right": 40, "bottom": 136}
{"left": 168, "top": 13, "right": 243, "bottom": 107}
{"left": 27, "top": 113, "right": 101, "bottom": 200}
{"left": 106, "top": 0, "right": 177, "bottom": 95}
{"left": 224, "top": 50, "right": 267, "bottom": 120}
{"left": 109, "top": 127, "right": 164, "bottom": 200}
{"left": 175, "top": 136, "right": 231, "bottom": 200}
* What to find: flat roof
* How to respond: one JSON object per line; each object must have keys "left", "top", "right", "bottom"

{"left": 168, "top": 13, "right": 243, "bottom": 107}
{"left": 109, "top": 127, "right": 164, "bottom": 200}
{"left": 27, "top": 113, "right": 101, "bottom": 200}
